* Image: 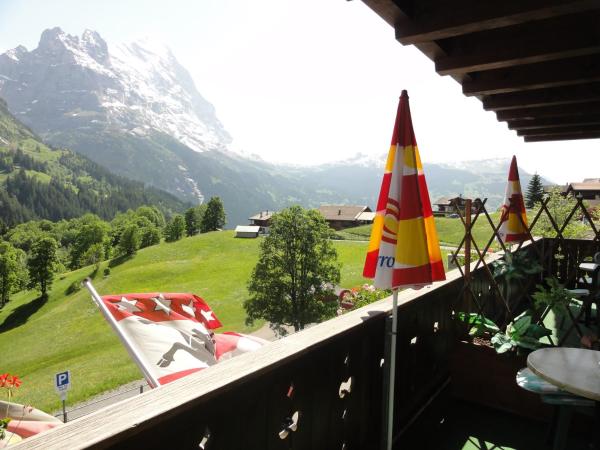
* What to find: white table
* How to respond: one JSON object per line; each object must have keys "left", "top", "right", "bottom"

{"left": 528, "top": 348, "right": 600, "bottom": 449}
{"left": 528, "top": 348, "right": 600, "bottom": 401}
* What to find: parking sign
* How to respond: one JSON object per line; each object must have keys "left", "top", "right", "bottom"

{"left": 54, "top": 370, "right": 71, "bottom": 394}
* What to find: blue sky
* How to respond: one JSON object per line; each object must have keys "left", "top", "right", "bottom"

{"left": 0, "top": 0, "right": 598, "bottom": 184}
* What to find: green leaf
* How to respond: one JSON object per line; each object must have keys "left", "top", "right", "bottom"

{"left": 517, "top": 336, "right": 543, "bottom": 350}
{"left": 511, "top": 315, "right": 531, "bottom": 337}
{"left": 492, "top": 332, "right": 515, "bottom": 353}
{"left": 526, "top": 323, "right": 552, "bottom": 339}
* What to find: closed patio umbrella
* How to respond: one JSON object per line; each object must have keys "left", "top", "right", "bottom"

{"left": 498, "top": 155, "right": 528, "bottom": 244}
{"left": 363, "top": 90, "right": 445, "bottom": 450}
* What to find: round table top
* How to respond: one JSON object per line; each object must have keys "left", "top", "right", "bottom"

{"left": 527, "top": 348, "right": 600, "bottom": 401}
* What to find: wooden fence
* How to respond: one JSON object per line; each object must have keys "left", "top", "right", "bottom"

{"left": 14, "top": 269, "right": 466, "bottom": 450}
{"left": 14, "top": 236, "right": 598, "bottom": 449}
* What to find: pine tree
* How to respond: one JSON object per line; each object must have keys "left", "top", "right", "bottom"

{"left": 184, "top": 206, "right": 203, "bottom": 236}
{"left": 526, "top": 173, "right": 545, "bottom": 208}
{"left": 118, "top": 224, "right": 141, "bottom": 256}
{"left": 27, "top": 236, "right": 58, "bottom": 297}
{"left": 0, "top": 242, "right": 23, "bottom": 308}
{"left": 165, "top": 215, "right": 185, "bottom": 242}
{"left": 201, "top": 197, "right": 226, "bottom": 232}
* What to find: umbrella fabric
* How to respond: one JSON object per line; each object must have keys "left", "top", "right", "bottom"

{"left": 498, "top": 155, "right": 528, "bottom": 243}
{"left": 0, "top": 401, "right": 62, "bottom": 447}
{"left": 363, "top": 91, "right": 445, "bottom": 289}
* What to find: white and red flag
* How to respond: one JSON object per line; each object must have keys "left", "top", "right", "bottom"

{"left": 100, "top": 292, "right": 223, "bottom": 386}
{"left": 214, "top": 332, "right": 268, "bottom": 361}
{"left": 88, "top": 284, "right": 267, "bottom": 387}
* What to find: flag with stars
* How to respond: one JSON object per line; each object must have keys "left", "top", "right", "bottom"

{"left": 100, "top": 293, "right": 224, "bottom": 385}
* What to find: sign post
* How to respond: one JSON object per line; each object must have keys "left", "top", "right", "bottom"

{"left": 54, "top": 371, "right": 71, "bottom": 423}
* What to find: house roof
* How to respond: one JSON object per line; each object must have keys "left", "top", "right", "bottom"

{"left": 248, "top": 211, "right": 275, "bottom": 221}
{"left": 433, "top": 197, "right": 453, "bottom": 205}
{"left": 318, "top": 205, "right": 371, "bottom": 221}
{"left": 235, "top": 225, "right": 260, "bottom": 233}
{"left": 567, "top": 182, "right": 600, "bottom": 191}
{"left": 360, "top": 0, "right": 600, "bottom": 142}
{"left": 356, "top": 211, "right": 376, "bottom": 222}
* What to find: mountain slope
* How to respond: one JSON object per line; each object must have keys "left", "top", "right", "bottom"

{"left": 0, "top": 97, "right": 185, "bottom": 226}
{"left": 0, "top": 28, "right": 551, "bottom": 225}
{"left": 292, "top": 156, "right": 548, "bottom": 212}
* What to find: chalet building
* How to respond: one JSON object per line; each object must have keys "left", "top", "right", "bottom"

{"left": 433, "top": 196, "right": 483, "bottom": 217}
{"left": 565, "top": 179, "right": 600, "bottom": 199}
{"left": 248, "top": 210, "right": 275, "bottom": 232}
{"left": 317, "top": 205, "right": 374, "bottom": 230}
{"left": 565, "top": 179, "right": 600, "bottom": 210}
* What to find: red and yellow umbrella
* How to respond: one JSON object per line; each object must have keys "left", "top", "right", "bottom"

{"left": 498, "top": 155, "right": 528, "bottom": 244}
{"left": 364, "top": 90, "right": 445, "bottom": 289}
{"left": 363, "top": 91, "right": 445, "bottom": 450}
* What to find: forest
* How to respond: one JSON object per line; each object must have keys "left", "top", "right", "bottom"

{"left": 0, "top": 197, "right": 226, "bottom": 309}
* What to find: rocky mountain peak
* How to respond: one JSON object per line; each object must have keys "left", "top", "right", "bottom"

{"left": 81, "top": 29, "right": 109, "bottom": 64}
{"left": 0, "top": 28, "right": 230, "bottom": 153}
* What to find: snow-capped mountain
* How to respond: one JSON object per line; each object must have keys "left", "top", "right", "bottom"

{"left": 0, "top": 28, "right": 230, "bottom": 154}
{"left": 0, "top": 28, "right": 551, "bottom": 225}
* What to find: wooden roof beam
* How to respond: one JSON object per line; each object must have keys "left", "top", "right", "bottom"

{"left": 463, "top": 55, "right": 600, "bottom": 96}
{"left": 394, "top": 0, "right": 600, "bottom": 44}
{"left": 525, "top": 132, "right": 600, "bottom": 142}
{"left": 483, "top": 83, "right": 600, "bottom": 111}
{"left": 436, "top": 13, "right": 600, "bottom": 75}
{"left": 507, "top": 113, "right": 600, "bottom": 130}
{"left": 516, "top": 124, "right": 600, "bottom": 136}
{"left": 496, "top": 101, "right": 600, "bottom": 121}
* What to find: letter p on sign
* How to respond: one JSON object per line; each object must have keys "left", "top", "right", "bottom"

{"left": 54, "top": 370, "right": 71, "bottom": 394}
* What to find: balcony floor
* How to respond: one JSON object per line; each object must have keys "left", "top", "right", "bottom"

{"left": 405, "top": 398, "right": 592, "bottom": 450}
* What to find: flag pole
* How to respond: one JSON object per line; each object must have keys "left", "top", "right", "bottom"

{"left": 386, "top": 288, "right": 398, "bottom": 450}
{"left": 83, "top": 279, "right": 160, "bottom": 388}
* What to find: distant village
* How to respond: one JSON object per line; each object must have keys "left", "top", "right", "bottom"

{"left": 234, "top": 178, "right": 600, "bottom": 238}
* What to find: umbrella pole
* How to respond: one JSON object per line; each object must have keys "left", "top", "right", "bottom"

{"left": 386, "top": 288, "right": 399, "bottom": 450}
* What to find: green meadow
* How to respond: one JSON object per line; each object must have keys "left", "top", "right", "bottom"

{"left": 336, "top": 212, "right": 502, "bottom": 251}
{"left": 0, "top": 216, "right": 498, "bottom": 412}
{"left": 0, "top": 231, "right": 386, "bottom": 411}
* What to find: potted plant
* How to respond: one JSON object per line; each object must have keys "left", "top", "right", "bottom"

{"left": 532, "top": 277, "right": 572, "bottom": 316}
{"left": 492, "top": 250, "right": 543, "bottom": 311}
{"left": 450, "top": 311, "right": 553, "bottom": 419}
{"left": 490, "top": 311, "right": 552, "bottom": 355}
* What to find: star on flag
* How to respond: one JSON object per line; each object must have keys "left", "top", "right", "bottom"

{"left": 116, "top": 297, "right": 142, "bottom": 313}
{"left": 181, "top": 299, "right": 196, "bottom": 318}
{"left": 152, "top": 295, "right": 172, "bottom": 315}
{"left": 200, "top": 309, "right": 215, "bottom": 323}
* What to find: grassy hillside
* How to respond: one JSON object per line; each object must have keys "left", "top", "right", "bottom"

{"left": 0, "top": 98, "right": 185, "bottom": 225}
{"left": 0, "top": 231, "right": 378, "bottom": 412}
{"left": 336, "top": 212, "right": 502, "bottom": 251}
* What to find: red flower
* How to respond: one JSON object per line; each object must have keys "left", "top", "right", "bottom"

{"left": 0, "top": 373, "right": 21, "bottom": 389}
{"left": 8, "top": 375, "right": 21, "bottom": 388}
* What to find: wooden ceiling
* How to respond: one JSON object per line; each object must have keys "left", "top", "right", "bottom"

{"left": 360, "top": 0, "right": 600, "bottom": 142}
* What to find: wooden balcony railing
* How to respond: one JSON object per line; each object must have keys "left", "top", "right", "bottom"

{"left": 14, "top": 237, "right": 596, "bottom": 449}
{"left": 14, "top": 269, "right": 469, "bottom": 449}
